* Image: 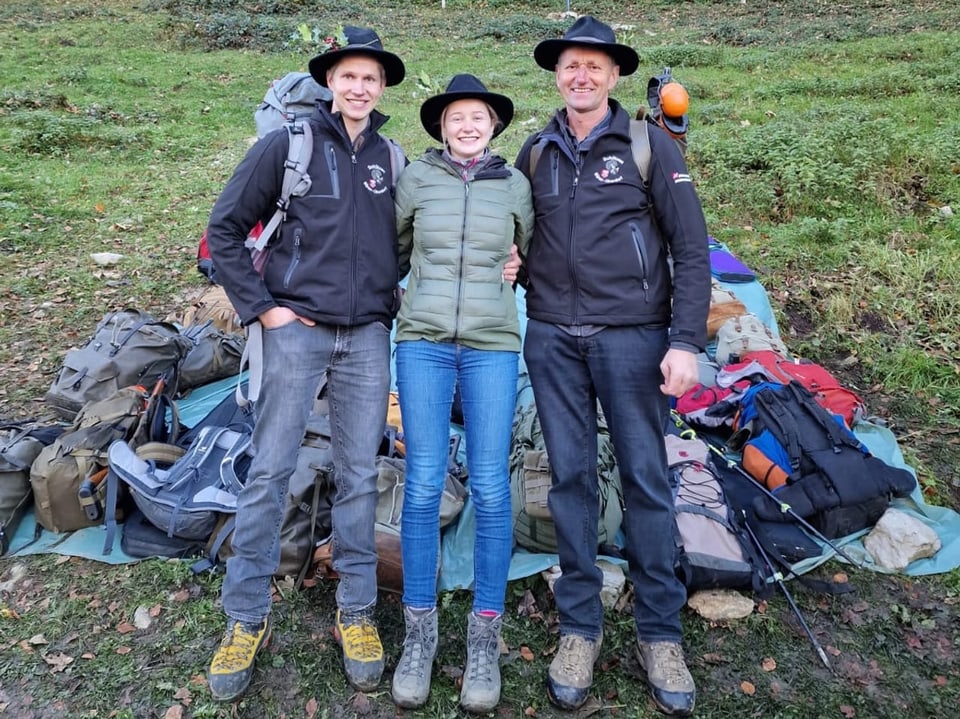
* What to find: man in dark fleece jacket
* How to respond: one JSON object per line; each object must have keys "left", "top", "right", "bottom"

{"left": 204, "top": 26, "right": 406, "bottom": 701}
{"left": 515, "top": 16, "right": 710, "bottom": 718}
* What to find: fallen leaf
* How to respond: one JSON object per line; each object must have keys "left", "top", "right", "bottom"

{"left": 189, "top": 674, "right": 208, "bottom": 687}
{"left": 42, "top": 652, "right": 74, "bottom": 672}
{"left": 149, "top": 604, "right": 162, "bottom": 618}
{"left": 524, "top": 707, "right": 537, "bottom": 717}
{"left": 55, "top": 555, "right": 71, "bottom": 566}
{"left": 761, "top": 657, "right": 777, "bottom": 672}
{"left": 170, "top": 589, "right": 190, "bottom": 603}
{"left": 934, "top": 676, "right": 948, "bottom": 686}
{"left": 519, "top": 646, "right": 535, "bottom": 661}
{"left": 840, "top": 705, "right": 856, "bottom": 718}
{"left": 740, "top": 680, "right": 756, "bottom": 695}
{"left": 162, "top": 705, "right": 183, "bottom": 719}
{"left": 116, "top": 646, "right": 132, "bottom": 655}
{"left": 116, "top": 621, "right": 136, "bottom": 635}
{"left": 28, "top": 634, "right": 48, "bottom": 646}
{"left": 833, "top": 572, "right": 849, "bottom": 583}
{"left": 173, "top": 687, "right": 192, "bottom": 704}
{"left": 305, "top": 697, "right": 318, "bottom": 718}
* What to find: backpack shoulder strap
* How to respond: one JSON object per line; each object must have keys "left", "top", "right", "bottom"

{"left": 249, "top": 120, "right": 314, "bottom": 253}
{"left": 629, "top": 118, "right": 652, "bottom": 187}
{"left": 527, "top": 124, "right": 650, "bottom": 185}
{"left": 527, "top": 136, "right": 548, "bottom": 178}
{"left": 385, "top": 137, "right": 406, "bottom": 188}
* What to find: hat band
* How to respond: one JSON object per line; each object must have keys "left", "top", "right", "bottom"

{"left": 565, "top": 36, "right": 608, "bottom": 44}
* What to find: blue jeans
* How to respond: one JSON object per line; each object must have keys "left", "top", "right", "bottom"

{"left": 395, "top": 340, "right": 518, "bottom": 614}
{"left": 523, "top": 320, "right": 684, "bottom": 643}
{"left": 222, "top": 319, "right": 390, "bottom": 623}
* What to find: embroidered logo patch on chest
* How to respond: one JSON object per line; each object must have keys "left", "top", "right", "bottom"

{"left": 594, "top": 155, "right": 625, "bottom": 184}
{"left": 364, "top": 163, "right": 389, "bottom": 194}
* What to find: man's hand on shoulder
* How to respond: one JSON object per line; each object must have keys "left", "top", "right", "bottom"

{"left": 659, "top": 348, "right": 699, "bottom": 398}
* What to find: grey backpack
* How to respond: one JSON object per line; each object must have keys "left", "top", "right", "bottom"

{"left": 1, "top": 423, "right": 62, "bottom": 553}
{"left": 44, "top": 309, "right": 193, "bottom": 421}
{"left": 106, "top": 425, "right": 251, "bottom": 542}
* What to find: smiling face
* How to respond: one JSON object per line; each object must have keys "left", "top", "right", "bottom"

{"left": 555, "top": 46, "right": 619, "bottom": 119}
{"left": 326, "top": 55, "right": 386, "bottom": 139}
{"left": 441, "top": 98, "right": 497, "bottom": 162}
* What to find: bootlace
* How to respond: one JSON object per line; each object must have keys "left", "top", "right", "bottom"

{"left": 647, "top": 642, "right": 690, "bottom": 688}
{"left": 211, "top": 622, "right": 262, "bottom": 673}
{"left": 465, "top": 617, "right": 500, "bottom": 682}
{"left": 399, "top": 615, "right": 431, "bottom": 674}
{"left": 340, "top": 615, "right": 382, "bottom": 661}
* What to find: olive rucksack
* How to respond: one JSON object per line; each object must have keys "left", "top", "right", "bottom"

{"left": 509, "top": 402, "right": 624, "bottom": 553}
{"left": 30, "top": 386, "right": 153, "bottom": 534}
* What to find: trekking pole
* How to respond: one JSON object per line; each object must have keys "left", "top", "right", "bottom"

{"left": 741, "top": 514, "right": 832, "bottom": 670}
{"left": 669, "top": 412, "right": 864, "bottom": 568}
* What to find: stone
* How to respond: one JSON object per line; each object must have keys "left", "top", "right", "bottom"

{"left": 687, "top": 589, "right": 755, "bottom": 621}
{"left": 863, "top": 508, "right": 941, "bottom": 571}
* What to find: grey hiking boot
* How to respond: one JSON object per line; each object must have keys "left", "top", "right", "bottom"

{"left": 391, "top": 607, "right": 439, "bottom": 709}
{"left": 636, "top": 640, "right": 696, "bottom": 717}
{"left": 546, "top": 632, "right": 602, "bottom": 710}
{"left": 334, "top": 608, "right": 384, "bottom": 691}
{"left": 460, "top": 612, "right": 503, "bottom": 713}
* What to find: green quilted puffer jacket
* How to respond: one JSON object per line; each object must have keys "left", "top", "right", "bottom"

{"left": 395, "top": 149, "right": 533, "bottom": 351}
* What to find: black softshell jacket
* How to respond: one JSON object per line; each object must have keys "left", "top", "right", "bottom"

{"left": 206, "top": 104, "right": 401, "bottom": 327}
{"left": 516, "top": 100, "right": 710, "bottom": 351}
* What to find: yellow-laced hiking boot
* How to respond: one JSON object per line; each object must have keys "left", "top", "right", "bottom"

{"left": 334, "top": 608, "right": 384, "bottom": 691}
{"left": 207, "top": 617, "right": 272, "bottom": 702}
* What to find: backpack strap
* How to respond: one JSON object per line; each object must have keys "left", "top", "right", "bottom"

{"left": 385, "top": 137, "right": 406, "bottom": 188}
{"left": 628, "top": 119, "right": 652, "bottom": 187}
{"left": 249, "top": 120, "right": 314, "bottom": 254}
{"left": 528, "top": 121, "right": 651, "bottom": 186}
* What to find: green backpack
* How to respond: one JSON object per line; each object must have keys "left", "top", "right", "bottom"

{"left": 30, "top": 386, "right": 152, "bottom": 534}
{"left": 509, "top": 402, "right": 624, "bottom": 554}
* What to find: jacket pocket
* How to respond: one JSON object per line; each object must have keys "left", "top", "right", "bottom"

{"left": 307, "top": 141, "right": 341, "bottom": 200}
{"left": 283, "top": 227, "right": 303, "bottom": 289}
{"left": 630, "top": 223, "right": 650, "bottom": 301}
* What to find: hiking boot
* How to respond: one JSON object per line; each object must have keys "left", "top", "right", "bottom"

{"left": 460, "top": 612, "right": 503, "bottom": 713}
{"left": 334, "top": 607, "right": 384, "bottom": 691}
{"left": 391, "top": 606, "right": 439, "bottom": 709}
{"left": 546, "top": 632, "right": 602, "bottom": 710}
{"left": 207, "top": 617, "right": 272, "bottom": 702}
{"left": 636, "top": 640, "right": 696, "bottom": 717}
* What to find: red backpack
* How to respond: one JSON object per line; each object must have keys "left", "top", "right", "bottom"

{"left": 715, "top": 350, "right": 865, "bottom": 427}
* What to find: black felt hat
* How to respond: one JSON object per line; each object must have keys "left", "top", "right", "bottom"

{"left": 419, "top": 74, "right": 515, "bottom": 142}
{"left": 308, "top": 26, "right": 405, "bottom": 88}
{"left": 534, "top": 15, "right": 639, "bottom": 76}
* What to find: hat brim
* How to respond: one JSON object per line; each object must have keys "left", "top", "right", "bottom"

{"left": 419, "top": 91, "right": 515, "bottom": 143}
{"left": 534, "top": 38, "right": 639, "bottom": 76}
{"left": 308, "top": 48, "right": 406, "bottom": 88}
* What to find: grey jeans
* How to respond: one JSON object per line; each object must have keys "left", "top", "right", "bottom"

{"left": 221, "top": 319, "right": 391, "bottom": 623}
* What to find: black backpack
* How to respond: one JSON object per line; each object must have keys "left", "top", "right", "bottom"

{"left": 733, "top": 381, "right": 916, "bottom": 538}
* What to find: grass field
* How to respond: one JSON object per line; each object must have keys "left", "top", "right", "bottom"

{"left": 1, "top": 1, "right": 959, "bottom": 717}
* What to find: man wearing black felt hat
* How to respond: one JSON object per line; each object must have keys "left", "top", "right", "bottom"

{"left": 516, "top": 15, "right": 710, "bottom": 717}
{"left": 205, "top": 25, "right": 407, "bottom": 701}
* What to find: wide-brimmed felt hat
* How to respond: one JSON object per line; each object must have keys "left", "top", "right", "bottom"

{"left": 419, "top": 74, "right": 515, "bottom": 142}
{"left": 308, "top": 25, "right": 405, "bottom": 88}
{"left": 534, "top": 15, "right": 639, "bottom": 76}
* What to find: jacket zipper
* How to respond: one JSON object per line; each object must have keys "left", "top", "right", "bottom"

{"left": 283, "top": 228, "right": 303, "bottom": 289}
{"left": 567, "top": 153, "right": 581, "bottom": 323}
{"left": 454, "top": 181, "right": 470, "bottom": 341}
{"left": 630, "top": 223, "right": 650, "bottom": 302}
{"left": 350, "top": 150, "right": 358, "bottom": 321}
